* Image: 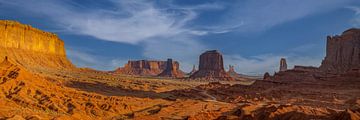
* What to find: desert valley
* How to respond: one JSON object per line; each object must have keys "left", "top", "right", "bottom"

{"left": 0, "top": 19, "right": 359, "bottom": 120}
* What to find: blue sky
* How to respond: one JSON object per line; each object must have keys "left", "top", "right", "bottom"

{"left": 1, "top": 0, "right": 360, "bottom": 75}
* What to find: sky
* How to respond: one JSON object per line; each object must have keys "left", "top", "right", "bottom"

{"left": 1, "top": 0, "right": 360, "bottom": 75}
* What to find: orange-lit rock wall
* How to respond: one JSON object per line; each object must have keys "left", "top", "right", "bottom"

{"left": 0, "top": 20, "right": 74, "bottom": 70}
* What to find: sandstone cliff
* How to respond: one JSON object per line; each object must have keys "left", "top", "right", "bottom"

{"left": 320, "top": 28, "right": 360, "bottom": 73}
{"left": 0, "top": 20, "right": 74, "bottom": 70}
{"left": 113, "top": 60, "right": 184, "bottom": 76}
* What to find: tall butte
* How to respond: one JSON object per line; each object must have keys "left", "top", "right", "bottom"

{"left": 190, "top": 50, "right": 233, "bottom": 80}
{"left": 279, "top": 58, "right": 287, "bottom": 72}
{"left": 0, "top": 20, "right": 74, "bottom": 70}
{"left": 320, "top": 28, "right": 360, "bottom": 74}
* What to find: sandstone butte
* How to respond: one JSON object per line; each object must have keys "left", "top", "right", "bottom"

{"left": 157, "top": 59, "right": 184, "bottom": 78}
{"left": 0, "top": 20, "right": 74, "bottom": 70}
{"left": 112, "top": 59, "right": 184, "bottom": 77}
{"left": 190, "top": 50, "right": 233, "bottom": 80}
{"left": 320, "top": 28, "right": 360, "bottom": 74}
{"left": 264, "top": 28, "right": 360, "bottom": 81}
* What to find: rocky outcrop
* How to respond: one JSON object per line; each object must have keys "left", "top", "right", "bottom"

{"left": 320, "top": 28, "right": 360, "bottom": 74}
{"left": 190, "top": 50, "right": 233, "bottom": 80}
{"left": 189, "top": 65, "right": 197, "bottom": 75}
{"left": 263, "top": 72, "right": 271, "bottom": 80}
{"left": 157, "top": 59, "right": 184, "bottom": 78}
{"left": 113, "top": 59, "right": 184, "bottom": 76}
{"left": 279, "top": 58, "right": 287, "bottom": 71}
{"left": 0, "top": 20, "right": 74, "bottom": 70}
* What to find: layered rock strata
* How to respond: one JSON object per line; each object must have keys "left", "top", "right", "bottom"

{"left": 0, "top": 20, "right": 74, "bottom": 70}
{"left": 320, "top": 28, "right": 360, "bottom": 73}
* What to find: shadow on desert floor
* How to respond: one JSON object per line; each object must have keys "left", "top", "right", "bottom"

{"left": 66, "top": 81, "right": 175, "bottom": 99}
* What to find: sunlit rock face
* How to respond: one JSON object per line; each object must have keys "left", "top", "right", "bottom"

{"left": 0, "top": 20, "right": 75, "bottom": 70}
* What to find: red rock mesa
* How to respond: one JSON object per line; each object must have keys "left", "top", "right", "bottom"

{"left": 113, "top": 59, "right": 183, "bottom": 76}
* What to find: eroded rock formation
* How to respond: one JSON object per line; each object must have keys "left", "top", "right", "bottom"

{"left": 189, "top": 65, "right": 197, "bottom": 75}
{"left": 0, "top": 20, "right": 74, "bottom": 70}
{"left": 279, "top": 58, "right": 287, "bottom": 71}
{"left": 113, "top": 59, "right": 184, "bottom": 76}
{"left": 263, "top": 72, "right": 271, "bottom": 80}
{"left": 158, "top": 59, "right": 184, "bottom": 78}
{"left": 190, "top": 50, "right": 233, "bottom": 80}
{"left": 320, "top": 28, "right": 360, "bottom": 73}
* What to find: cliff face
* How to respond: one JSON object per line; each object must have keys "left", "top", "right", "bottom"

{"left": 0, "top": 20, "right": 74, "bottom": 70}
{"left": 114, "top": 60, "right": 183, "bottom": 76}
{"left": 320, "top": 28, "right": 360, "bottom": 73}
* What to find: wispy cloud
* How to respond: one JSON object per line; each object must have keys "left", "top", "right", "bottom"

{"left": 67, "top": 48, "right": 127, "bottom": 70}
{"left": 0, "top": 0, "right": 204, "bottom": 44}
{"left": 348, "top": 6, "right": 360, "bottom": 27}
{"left": 142, "top": 35, "right": 207, "bottom": 72}
{"left": 224, "top": 0, "right": 357, "bottom": 32}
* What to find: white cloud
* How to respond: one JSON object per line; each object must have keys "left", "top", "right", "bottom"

{"left": 142, "top": 35, "right": 207, "bottom": 72}
{"left": 67, "top": 48, "right": 127, "bottom": 70}
{"left": 0, "top": 0, "right": 201, "bottom": 44}
{"left": 225, "top": 0, "right": 357, "bottom": 32}
{"left": 348, "top": 6, "right": 360, "bottom": 27}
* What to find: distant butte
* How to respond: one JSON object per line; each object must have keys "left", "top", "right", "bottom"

{"left": 112, "top": 59, "right": 184, "bottom": 77}
{"left": 265, "top": 28, "right": 360, "bottom": 81}
{"left": 158, "top": 59, "right": 184, "bottom": 78}
{"left": 190, "top": 50, "right": 233, "bottom": 81}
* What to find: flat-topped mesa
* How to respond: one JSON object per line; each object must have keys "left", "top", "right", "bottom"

{"left": 279, "top": 58, "right": 287, "bottom": 72}
{"left": 158, "top": 59, "right": 184, "bottom": 78}
{"left": 0, "top": 20, "right": 75, "bottom": 70}
{"left": 114, "top": 59, "right": 183, "bottom": 76}
{"left": 320, "top": 28, "right": 360, "bottom": 74}
{"left": 190, "top": 50, "right": 233, "bottom": 80}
